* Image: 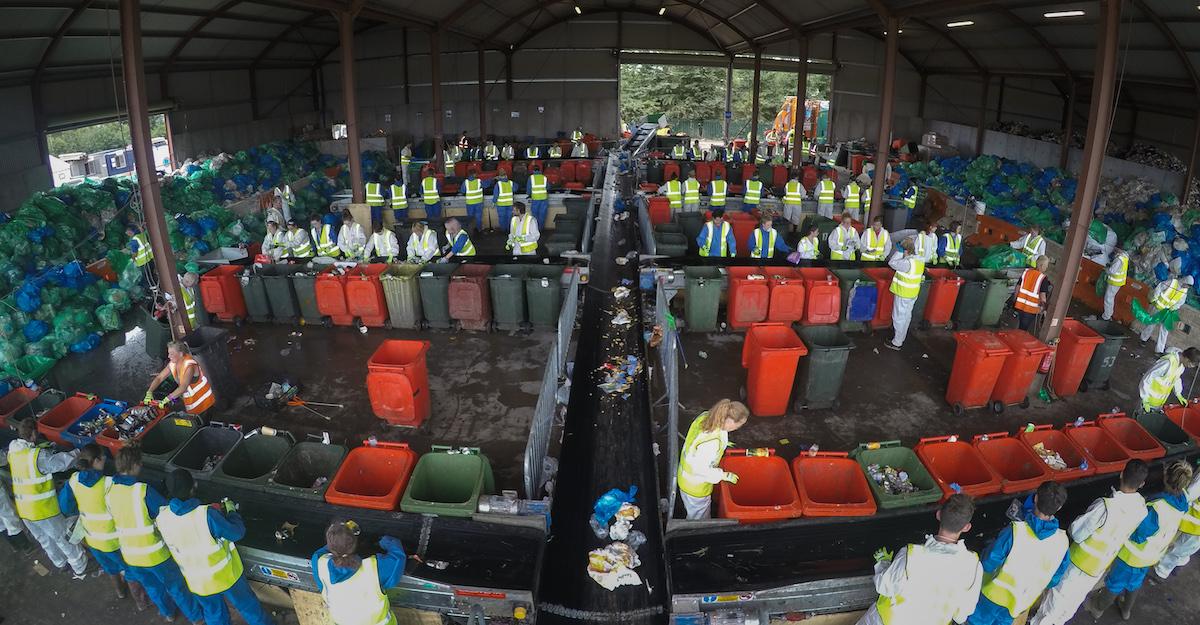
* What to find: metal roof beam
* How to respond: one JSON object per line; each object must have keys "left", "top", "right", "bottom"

{"left": 6, "top": 1, "right": 303, "bottom": 25}
{"left": 510, "top": 7, "right": 731, "bottom": 55}
{"left": 1131, "top": 0, "right": 1200, "bottom": 96}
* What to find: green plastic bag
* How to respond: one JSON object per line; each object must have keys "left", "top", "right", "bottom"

{"left": 104, "top": 288, "right": 132, "bottom": 312}
{"left": 11, "top": 354, "right": 56, "bottom": 382}
{"left": 1132, "top": 299, "right": 1180, "bottom": 329}
{"left": 95, "top": 304, "right": 122, "bottom": 331}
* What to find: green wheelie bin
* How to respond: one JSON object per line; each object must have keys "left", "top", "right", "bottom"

{"left": 489, "top": 264, "right": 533, "bottom": 331}
{"left": 796, "top": 325, "right": 856, "bottom": 410}
{"left": 381, "top": 264, "right": 426, "bottom": 330}
{"left": 952, "top": 270, "right": 987, "bottom": 330}
{"left": 526, "top": 266, "right": 566, "bottom": 329}
{"left": 418, "top": 264, "right": 458, "bottom": 329}
{"left": 261, "top": 264, "right": 306, "bottom": 324}
{"left": 684, "top": 266, "right": 723, "bottom": 332}
{"left": 977, "top": 269, "right": 1014, "bottom": 327}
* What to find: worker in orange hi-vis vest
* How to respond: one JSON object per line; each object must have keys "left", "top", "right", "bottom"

{"left": 146, "top": 341, "right": 216, "bottom": 416}
{"left": 1014, "top": 257, "right": 1052, "bottom": 333}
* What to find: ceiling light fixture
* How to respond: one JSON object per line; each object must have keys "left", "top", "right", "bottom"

{"left": 659, "top": 6, "right": 666, "bottom": 15}
{"left": 1043, "top": 10, "right": 1085, "bottom": 18}
{"left": 946, "top": 20, "right": 974, "bottom": 28}
{"left": 882, "top": 29, "right": 903, "bottom": 35}
{"left": 574, "top": 5, "right": 582, "bottom": 14}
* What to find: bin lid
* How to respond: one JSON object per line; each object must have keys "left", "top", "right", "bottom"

{"left": 1061, "top": 319, "right": 1105, "bottom": 344}
{"left": 954, "top": 330, "right": 1012, "bottom": 356}
{"left": 996, "top": 329, "right": 1053, "bottom": 356}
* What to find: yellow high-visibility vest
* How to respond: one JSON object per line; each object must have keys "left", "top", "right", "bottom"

{"left": 844, "top": 183, "right": 861, "bottom": 209}
{"left": 313, "top": 224, "right": 339, "bottom": 257}
{"left": 1069, "top": 497, "right": 1148, "bottom": 576}
{"left": 68, "top": 474, "right": 120, "bottom": 553}
{"left": 665, "top": 180, "right": 683, "bottom": 208}
{"left": 1107, "top": 254, "right": 1128, "bottom": 287}
{"left": 980, "top": 522, "right": 1069, "bottom": 617}
{"left": 699, "top": 222, "right": 731, "bottom": 257}
{"left": 875, "top": 543, "right": 981, "bottom": 625}
{"left": 107, "top": 481, "right": 171, "bottom": 568}
{"left": 817, "top": 180, "right": 836, "bottom": 203}
{"left": 421, "top": 177, "right": 439, "bottom": 205}
{"left": 861, "top": 229, "right": 889, "bottom": 261}
{"left": 495, "top": 180, "right": 514, "bottom": 207}
{"left": 10, "top": 447, "right": 59, "bottom": 521}
{"left": 464, "top": 179, "right": 483, "bottom": 204}
{"left": 676, "top": 413, "right": 727, "bottom": 498}
{"left": 365, "top": 182, "right": 385, "bottom": 207}
{"left": 783, "top": 181, "right": 804, "bottom": 206}
{"left": 710, "top": 180, "right": 727, "bottom": 207}
{"left": 317, "top": 554, "right": 397, "bottom": 625}
{"left": 132, "top": 233, "right": 154, "bottom": 267}
{"left": 751, "top": 228, "right": 778, "bottom": 259}
{"left": 1144, "top": 352, "right": 1183, "bottom": 409}
{"left": 942, "top": 233, "right": 962, "bottom": 265}
{"left": 156, "top": 504, "right": 243, "bottom": 596}
{"left": 390, "top": 184, "right": 408, "bottom": 210}
{"left": 1117, "top": 498, "right": 1185, "bottom": 569}
{"left": 1152, "top": 279, "right": 1187, "bottom": 310}
{"left": 529, "top": 174, "right": 548, "bottom": 200}
{"left": 683, "top": 179, "right": 700, "bottom": 203}
{"left": 744, "top": 180, "right": 763, "bottom": 205}
{"left": 890, "top": 258, "right": 925, "bottom": 299}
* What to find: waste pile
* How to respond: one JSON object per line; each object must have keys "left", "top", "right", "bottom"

{"left": 587, "top": 486, "right": 646, "bottom": 591}
{"left": 865, "top": 464, "right": 918, "bottom": 496}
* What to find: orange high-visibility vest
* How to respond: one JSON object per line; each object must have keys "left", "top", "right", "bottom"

{"left": 1015, "top": 269, "right": 1045, "bottom": 314}
{"left": 169, "top": 356, "right": 214, "bottom": 414}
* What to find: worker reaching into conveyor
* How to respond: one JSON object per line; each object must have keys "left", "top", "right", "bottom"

{"left": 313, "top": 520, "right": 407, "bottom": 625}
{"left": 147, "top": 340, "right": 216, "bottom": 418}
{"left": 676, "top": 400, "right": 749, "bottom": 520}
{"left": 1137, "top": 347, "right": 1199, "bottom": 415}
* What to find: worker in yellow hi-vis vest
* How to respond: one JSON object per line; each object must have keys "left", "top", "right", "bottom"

{"left": 676, "top": 399, "right": 748, "bottom": 519}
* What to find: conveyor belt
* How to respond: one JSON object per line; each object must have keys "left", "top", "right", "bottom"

{"left": 535, "top": 151, "right": 668, "bottom": 624}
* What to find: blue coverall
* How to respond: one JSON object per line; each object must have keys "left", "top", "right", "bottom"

{"left": 695, "top": 222, "right": 737, "bottom": 257}
{"left": 747, "top": 228, "right": 793, "bottom": 259}
{"left": 1105, "top": 492, "right": 1188, "bottom": 593}
{"left": 58, "top": 469, "right": 126, "bottom": 575}
{"left": 311, "top": 535, "right": 407, "bottom": 591}
{"left": 463, "top": 178, "right": 483, "bottom": 230}
{"left": 494, "top": 181, "right": 519, "bottom": 233}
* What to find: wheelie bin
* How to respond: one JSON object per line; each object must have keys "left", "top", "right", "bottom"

{"left": 96, "top": 404, "right": 171, "bottom": 454}
{"left": 381, "top": 264, "right": 425, "bottom": 330}
{"left": 684, "top": 266, "right": 722, "bottom": 332}
{"left": 1050, "top": 319, "right": 1104, "bottom": 398}
{"left": 138, "top": 305, "right": 170, "bottom": 360}
{"left": 345, "top": 264, "right": 389, "bottom": 328}
{"left": 678, "top": 212, "right": 704, "bottom": 252}
{"left": 972, "top": 433, "right": 1052, "bottom": 494}
{"left": 0, "top": 387, "right": 41, "bottom": 428}
{"left": 325, "top": 441, "right": 418, "bottom": 511}
{"left": 488, "top": 264, "right": 533, "bottom": 331}
{"left": 61, "top": 398, "right": 128, "bottom": 449}
{"left": 36, "top": 392, "right": 100, "bottom": 446}
{"left": 290, "top": 270, "right": 324, "bottom": 325}
{"left": 766, "top": 268, "right": 806, "bottom": 323}
{"left": 742, "top": 323, "right": 808, "bottom": 417}
{"left": 951, "top": 270, "right": 987, "bottom": 330}
{"left": 418, "top": 264, "right": 458, "bottom": 329}
{"left": 1097, "top": 413, "right": 1165, "bottom": 461}
{"left": 212, "top": 431, "right": 293, "bottom": 491}
{"left": 850, "top": 440, "right": 942, "bottom": 510}
{"left": 260, "top": 264, "right": 306, "bottom": 324}
{"left": 1063, "top": 420, "right": 1132, "bottom": 474}
{"left": 166, "top": 426, "right": 243, "bottom": 478}
{"left": 861, "top": 268, "right": 895, "bottom": 329}
{"left": 240, "top": 266, "right": 272, "bottom": 323}
{"left": 796, "top": 325, "right": 855, "bottom": 410}
{"left": 1080, "top": 319, "right": 1131, "bottom": 392}
{"left": 1166, "top": 401, "right": 1200, "bottom": 443}
{"left": 946, "top": 331, "right": 1012, "bottom": 415}
{"left": 526, "top": 266, "right": 566, "bottom": 329}
{"left": 1133, "top": 409, "right": 1194, "bottom": 456}
{"left": 1017, "top": 425, "right": 1095, "bottom": 481}
{"left": 977, "top": 269, "right": 1014, "bottom": 327}
{"left": 449, "top": 264, "right": 493, "bottom": 331}
{"left": 922, "top": 268, "right": 964, "bottom": 328}
{"left": 991, "top": 330, "right": 1053, "bottom": 412}
{"left": 267, "top": 441, "right": 348, "bottom": 501}
{"left": 315, "top": 267, "right": 352, "bottom": 326}
{"left": 914, "top": 435, "right": 1002, "bottom": 501}
{"left": 400, "top": 446, "right": 495, "bottom": 517}
{"left": 138, "top": 414, "right": 201, "bottom": 470}
{"left": 367, "top": 339, "right": 432, "bottom": 426}
{"left": 654, "top": 232, "right": 688, "bottom": 257}
{"left": 716, "top": 450, "right": 803, "bottom": 523}
{"left": 798, "top": 268, "right": 840, "bottom": 325}
{"left": 199, "top": 265, "right": 248, "bottom": 323}
{"left": 185, "top": 326, "right": 237, "bottom": 411}
{"left": 831, "top": 269, "right": 876, "bottom": 334}
{"left": 727, "top": 267, "right": 771, "bottom": 330}
{"left": 791, "top": 451, "right": 876, "bottom": 517}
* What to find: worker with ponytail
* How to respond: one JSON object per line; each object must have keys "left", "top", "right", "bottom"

{"left": 676, "top": 399, "right": 750, "bottom": 519}
{"left": 312, "top": 520, "right": 408, "bottom": 625}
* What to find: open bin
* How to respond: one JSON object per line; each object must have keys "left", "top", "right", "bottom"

{"left": 449, "top": 264, "right": 493, "bottom": 332}
{"left": 1097, "top": 413, "right": 1166, "bottom": 461}
{"left": 922, "top": 268, "right": 964, "bottom": 328}
{"left": 267, "top": 442, "right": 348, "bottom": 501}
{"left": 684, "top": 266, "right": 723, "bottom": 332}
{"left": 240, "top": 267, "right": 271, "bottom": 323}
{"left": 212, "top": 431, "right": 293, "bottom": 489}
{"left": 290, "top": 270, "right": 324, "bottom": 325}
{"left": 260, "top": 264, "right": 306, "bottom": 324}
{"left": 727, "top": 267, "right": 770, "bottom": 330}
{"left": 345, "top": 264, "right": 389, "bottom": 328}
{"left": 861, "top": 268, "right": 895, "bottom": 329}
{"left": 418, "top": 264, "right": 458, "bottom": 329}
{"left": 61, "top": 398, "right": 128, "bottom": 449}
{"left": 952, "top": 270, "right": 987, "bottom": 330}
{"left": 742, "top": 323, "right": 807, "bottom": 417}
{"left": 400, "top": 447, "right": 495, "bottom": 517}
{"left": 488, "top": 265, "right": 533, "bottom": 331}
{"left": 380, "top": 264, "right": 426, "bottom": 330}
{"left": 0, "top": 387, "right": 42, "bottom": 428}
{"left": 1080, "top": 319, "right": 1130, "bottom": 392}
{"left": 315, "top": 267, "right": 352, "bottom": 326}
{"left": 1165, "top": 402, "right": 1200, "bottom": 444}
{"left": 1063, "top": 421, "right": 1131, "bottom": 475}
{"left": 976, "top": 269, "right": 1014, "bottom": 327}
{"left": 96, "top": 405, "right": 170, "bottom": 454}
{"left": 136, "top": 414, "right": 200, "bottom": 469}
{"left": 367, "top": 340, "right": 432, "bottom": 427}
{"left": 716, "top": 451, "right": 803, "bottom": 523}
{"left": 796, "top": 325, "right": 855, "bottom": 410}
{"left": 946, "top": 331, "right": 1012, "bottom": 414}
{"left": 1017, "top": 425, "right": 1096, "bottom": 481}
{"left": 798, "top": 268, "right": 840, "bottom": 325}
{"left": 991, "top": 330, "right": 1053, "bottom": 411}
{"left": 850, "top": 440, "right": 941, "bottom": 510}
{"left": 526, "top": 266, "right": 566, "bottom": 329}
{"left": 766, "top": 268, "right": 806, "bottom": 323}
{"left": 831, "top": 269, "right": 876, "bottom": 334}
{"left": 1133, "top": 410, "right": 1194, "bottom": 456}
{"left": 915, "top": 436, "right": 1002, "bottom": 501}
{"left": 166, "top": 426, "right": 243, "bottom": 477}
{"left": 36, "top": 392, "right": 100, "bottom": 446}
{"left": 199, "top": 265, "right": 248, "bottom": 323}
{"left": 792, "top": 451, "right": 876, "bottom": 517}
{"left": 1049, "top": 319, "right": 1104, "bottom": 398}
{"left": 972, "top": 433, "right": 1053, "bottom": 494}
{"left": 325, "top": 442, "right": 418, "bottom": 511}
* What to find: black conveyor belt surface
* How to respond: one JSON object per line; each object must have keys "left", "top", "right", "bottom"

{"left": 536, "top": 153, "right": 668, "bottom": 624}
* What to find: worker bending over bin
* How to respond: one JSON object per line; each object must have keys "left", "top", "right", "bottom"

{"left": 792, "top": 224, "right": 820, "bottom": 261}
{"left": 60, "top": 444, "right": 141, "bottom": 602}
{"left": 147, "top": 340, "right": 216, "bottom": 417}
{"left": 966, "top": 481, "right": 1070, "bottom": 625}
{"left": 284, "top": 219, "right": 313, "bottom": 258}
{"left": 1014, "top": 257, "right": 1052, "bottom": 333}
{"left": 1140, "top": 274, "right": 1192, "bottom": 354}
{"left": 676, "top": 400, "right": 748, "bottom": 520}
{"left": 1101, "top": 243, "right": 1129, "bottom": 321}
{"left": 859, "top": 217, "right": 891, "bottom": 262}
{"left": 158, "top": 469, "right": 275, "bottom": 625}
{"left": 697, "top": 210, "right": 735, "bottom": 258}
{"left": 440, "top": 218, "right": 476, "bottom": 262}
{"left": 338, "top": 211, "right": 367, "bottom": 260}
{"left": 857, "top": 494, "right": 983, "bottom": 625}
{"left": 885, "top": 237, "right": 925, "bottom": 351}
{"left": 1030, "top": 459, "right": 1149, "bottom": 625}
{"left": 1138, "top": 347, "right": 1199, "bottom": 415}
{"left": 406, "top": 221, "right": 439, "bottom": 264}
{"left": 313, "top": 520, "right": 407, "bottom": 625}
{"left": 311, "top": 216, "right": 340, "bottom": 258}
{"left": 1153, "top": 460, "right": 1200, "bottom": 579}
{"left": 365, "top": 222, "right": 401, "bottom": 263}
{"left": 1087, "top": 460, "right": 1193, "bottom": 620}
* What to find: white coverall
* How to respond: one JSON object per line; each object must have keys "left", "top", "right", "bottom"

{"left": 0, "top": 483, "right": 22, "bottom": 537}
{"left": 285, "top": 228, "right": 312, "bottom": 256}
{"left": 1140, "top": 279, "right": 1190, "bottom": 354}
{"left": 1084, "top": 223, "right": 1118, "bottom": 265}
{"left": 679, "top": 428, "right": 729, "bottom": 520}
{"left": 917, "top": 232, "right": 939, "bottom": 264}
{"left": 406, "top": 230, "right": 439, "bottom": 263}
{"left": 888, "top": 251, "right": 920, "bottom": 348}
{"left": 337, "top": 222, "right": 367, "bottom": 259}
{"left": 1031, "top": 489, "right": 1147, "bottom": 625}
{"left": 795, "top": 236, "right": 820, "bottom": 260}
{"left": 1138, "top": 349, "right": 1187, "bottom": 411}
{"left": 1010, "top": 233, "right": 1046, "bottom": 265}
{"left": 262, "top": 230, "right": 286, "bottom": 261}
{"left": 1154, "top": 471, "right": 1200, "bottom": 579}
{"left": 855, "top": 535, "right": 983, "bottom": 625}
{"left": 1, "top": 440, "right": 87, "bottom": 575}
{"left": 364, "top": 230, "right": 401, "bottom": 260}
{"left": 858, "top": 228, "right": 893, "bottom": 261}
{"left": 507, "top": 216, "right": 541, "bottom": 256}
{"left": 828, "top": 225, "right": 859, "bottom": 260}
{"left": 1102, "top": 252, "right": 1128, "bottom": 321}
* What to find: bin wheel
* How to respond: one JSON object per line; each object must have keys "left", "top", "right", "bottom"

{"left": 354, "top": 318, "right": 364, "bottom": 329}
{"left": 991, "top": 400, "right": 1005, "bottom": 415}
{"left": 321, "top": 317, "right": 332, "bottom": 328}
{"left": 384, "top": 320, "right": 393, "bottom": 330}
{"left": 738, "top": 385, "right": 747, "bottom": 401}
{"left": 952, "top": 402, "right": 965, "bottom": 416}
{"left": 1020, "top": 397, "right": 1031, "bottom": 409}
{"left": 831, "top": 399, "right": 841, "bottom": 411}
{"left": 920, "top": 320, "right": 931, "bottom": 330}
{"left": 864, "top": 324, "right": 874, "bottom": 336}
{"left": 944, "top": 322, "right": 955, "bottom": 331}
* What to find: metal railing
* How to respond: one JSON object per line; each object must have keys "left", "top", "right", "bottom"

{"left": 636, "top": 194, "right": 656, "bottom": 255}
{"left": 523, "top": 270, "right": 581, "bottom": 499}
{"left": 656, "top": 276, "right": 682, "bottom": 519}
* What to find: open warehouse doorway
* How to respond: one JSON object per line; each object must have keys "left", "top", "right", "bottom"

{"left": 45, "top": 114, "right": 171, "bottom": 187}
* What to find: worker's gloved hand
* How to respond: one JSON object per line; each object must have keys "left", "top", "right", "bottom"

{"left": 873, "top": 547, "right": 894, "bottom": 564}
{"left": 722, "top": 471, "right": 740, "bottom": 485}
{"left": 143, "top": 391, "right": 154, "bottom": 404}
{"left": 156, "top": 399, "right": 170, "bottom": 409}
{"left": 221, "top": 498, "right": 239, "bottom": 515}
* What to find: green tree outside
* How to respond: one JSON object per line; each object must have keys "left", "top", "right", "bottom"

{"left": 47, "top": 115, "right": 167, "bottom": 156}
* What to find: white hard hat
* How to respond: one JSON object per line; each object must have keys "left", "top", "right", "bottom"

{"left": 1185, "top": 275, "right": 1195, "bottom": 286}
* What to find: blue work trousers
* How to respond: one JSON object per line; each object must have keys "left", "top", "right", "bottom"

{"left": 466, "top": 202, "right": 483, "bottom": 231}
{"left": 126, "top": 559, "right": 203, "bottom": 622}
{"left": 196, "top": 575, "right": 276, "bottom": 625}
{"left": 497, "top": 203, "right": 513, "bottom": 232}
{"left": 530, "top": 199, "right": 549, "bottom": 229}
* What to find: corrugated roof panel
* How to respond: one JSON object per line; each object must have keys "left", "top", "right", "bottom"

{"left": 180, "top": 39, "right": 265, "bottom": 59}
{"left": 0, "top": 40, "right": 46, "bottom": 72}
{"left": 0, "top": 7, "right": 68, "bottom": 35}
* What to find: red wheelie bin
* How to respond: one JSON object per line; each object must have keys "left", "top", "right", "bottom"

{"left": 345, "top": 264, "right": 389, "bottom": 328}
{"left": 1049, "top": 319, "right": 1104, "bottom": 398}
{"left": 315, "top": 267, "right": 352, "bottom": 326}
{"left": 449, "top": 264, "right": 493, "bottom": 331}
{"left": 922, "top": 268, "right": 964, "bottom": 328}
{"left": 1063, "top": 420, "right": 1131, "bottom": 474}
{"left": 915, "top": 435, "right": 1002, "bottom": 501}
{"left": 367, "top": 340, "right": 432, "bottom": 426}
{"left": 798, "top": 268, "right": 840, "bottom": 324}
{"left": 1017, "top": 424, "right": 1096, "bottom": 482}
{"left": 991, "top": 330, "right": 1053, "bottom": 412}
{"left": 741, "top": 323, "right": 808, "bottom": 417}
{"left": 972, "top": 433, "right": 1052, "bottom": 495}
{"left": 946, "top": 331, "right": 1012, "bottom": 415}
{"left": 727, "top": 267, "right": 770, "bottom": 330}
{"left": 200, "top": 265, "right": 248, "bottom": 323}
{"left": 716, "top": 449, "right": 803, "bottom": 523}
{"left": 766, "top": 268, "right": 806, "bottom": 323}
{"left": 861, "top": 268, "right": 894, "bottom": 329}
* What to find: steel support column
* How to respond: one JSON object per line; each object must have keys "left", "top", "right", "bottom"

{"left": 869, "top": 16, "right": 899, "bottom": 221}
{"left": 723, "top": 61, "right": 733, "bottom": 145}
{"left": 976, "top": 75, "right": 990, "bottom": 156}
{"left": 828, "top": 33, "right": 839, "bottom": 141}
{"left": 792, "top": 37, "right": 810, "bottom": 166}
{"left": 477, "top": 47, "right": 487, "bottom": 140}
{"left": 1186, "top": 110, "right": 1200, "bottom": 203}
{"left": 749, "top": 49, "right": 763, "bottom": 160}
{"left": 1041, "top": 0, "right": 1122, "bottom": 344}
{"left": 1060, "top": 81, "right": 1076, "bottom": 169}
{"left": 120, "top": 0, "right": 187, "bottom": 337}
{"left": 338, "top": 9, "right": 364, "bottom": 203}
{"left": 431, "top": 30, "right": 444, "bottom": 173}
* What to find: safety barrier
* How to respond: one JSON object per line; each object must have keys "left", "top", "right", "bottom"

{"left": 657, "top": 276, "right": 682, "bottom": 518}
{"left": 523, "top": 270, "right": 581, "bottom": 498}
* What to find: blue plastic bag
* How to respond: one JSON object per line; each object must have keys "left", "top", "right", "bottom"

{"left": 592, "top": 485, "right": 638, "bottom": 526}
{"left": 23, "top": 319, "right": 49, "bottom": 342}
